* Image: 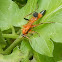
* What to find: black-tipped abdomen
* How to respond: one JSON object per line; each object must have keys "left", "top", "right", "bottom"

{"left": 40, "top": 10, "right": 46, "bottom": 16}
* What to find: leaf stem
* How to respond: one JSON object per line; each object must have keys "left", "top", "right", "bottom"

{"left": 2, "top": 34, "right": 19, "bottom": 39}
{"left": 11, "top": 26, "right": 16, "bottom": 34}
{"left": 3, "top": 34, "right": 23, "bottom": 54}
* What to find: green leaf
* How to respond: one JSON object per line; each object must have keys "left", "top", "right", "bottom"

{"left": 57, "top": 60, "right": 62, "bottom": 62}
{"left": 37, "top": 0, "right": 62, "bottom": 43}
{"left": 53, "top": 42, "right": 62, "bottom": 62}
{"left": 0, "top": 0, "right": 62, "bottom": 60}
{"left": 20, "top": 40, "right": 33, "bottom": 62}
{"left": 0, "top": 40, "right": 33, "bottom": 62}
{"left": 0, "top": 30, "right": 6, "bottom": 53}
{"left": 30, "top": 58, "right": 37, "bottom": 62}
{"left": 29, "top": 0, "right": 62, "bottom": 57}
{"left": 33, "top": 51, "right": 55, "bottom": 62}
{"left": 30, "top": 33, "right": 54, "bottom": 57}
{"left": 0, "top": 0, "right": 38, "bottom": 31}
{"left": 0, "top": 46, "right": 22, "bottom": 62}
{"left": 0, "top": 0, "right": 19, "bottom": 31}
{"left": 20, "top": 40, "right": 32, "bottom": 54}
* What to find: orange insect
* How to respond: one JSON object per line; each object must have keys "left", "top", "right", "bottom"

{"left": 22, "top": 10, "right": 46, "bottom": 37}
{"left": 22, "top": 10, "right": 53, "bottom": 38}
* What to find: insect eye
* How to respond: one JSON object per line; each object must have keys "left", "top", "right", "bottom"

{"left": 33, "top": 12, "right": 38, "bottom": 17}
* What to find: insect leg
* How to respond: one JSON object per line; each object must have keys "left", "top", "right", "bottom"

{"left": 28, "top": 29, "right": 40, "bottom": 37}
{"left": 24, "top": 18, "right": 29, "bottom": 21}
{"left": 31, "top": 22, "right": 55, "bottom": 28}
{"left": 24, "top": 4, "right": 38, "bottom": 21}
{"left": 39, "top": 22, "right": 55, "bottom": 25}
{"left": 22, "top": 34, "right": 31, "bottom": 41}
